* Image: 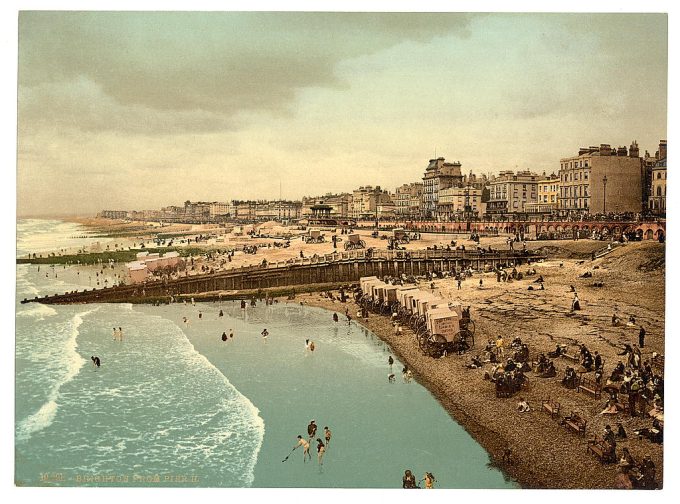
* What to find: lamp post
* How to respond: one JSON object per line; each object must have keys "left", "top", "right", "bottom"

{"left": 602, "top": 175, "right": 608, "bottom": 214}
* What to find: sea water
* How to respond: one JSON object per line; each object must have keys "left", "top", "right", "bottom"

{"left": 15, "top": 219, "right": 516, "bottom": 488}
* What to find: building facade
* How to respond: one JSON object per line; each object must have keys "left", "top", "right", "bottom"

{"left": 98, "top": 210, "right": 128, "bottom": 220}
{"left": 526, "top": 174, "right": 560, "bottom": 215}
{"left": 486, "top": 170, "right": 539, "bottom": 217}
{"left": 394, "top": 182, "right": 424, "bottom": 218}
{"left": 558, "top": 142, "right": 643, "bottom": 215}
{"left": 422, "top": 157, "right": 464, "bottom": 219}
{"left": 647, "top": 140, "right": 667, "bottom": 216}
{"left": 350, "top": 186, "right": 391, "bottom": 219}
{"left": 649, "top": 160, "right": 667, "bottom": 215}
{"left": 437, "top": 186, "right": 485, "bottom": 220}
{"left": 302, "top": 193, "right": 351, "bottom": 218}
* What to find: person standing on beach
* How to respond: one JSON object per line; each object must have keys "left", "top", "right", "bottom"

{"left": 496, "top": 335, "right": 504, "bottom": 358}
{"left": 324, "top": 426, "right": 332, "bottom": 448}
{"left": 639, "top": 326, "right": 646, "bottom": 348}
{"left": 457, "top": 278, "right": 462, "bottom": 290}
{"left": 295, "top": 436, "right": 311, "bottom": 463}
{"left": 261, "top": 328, "right": 269, "bottom": 343}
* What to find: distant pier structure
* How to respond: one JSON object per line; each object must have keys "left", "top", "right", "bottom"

{"left": 23, "top": 249, "right": 543, "bottom": 305}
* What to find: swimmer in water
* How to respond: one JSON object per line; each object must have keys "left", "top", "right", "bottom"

{"left": 324, "top": 426, "right": 332, "bottom": 447}
{"left": 91, "top": 356, "right": 101, "bottom": 369}
{"left": 261, "top": 328, "right": 269, "bottom": 343}
{"left": 222, "top": 332, "right": 228, "bottom": 342}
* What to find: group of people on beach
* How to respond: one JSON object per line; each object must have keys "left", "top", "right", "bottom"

{"left": 292, "top": 420, "right": 332, "bottom": 466}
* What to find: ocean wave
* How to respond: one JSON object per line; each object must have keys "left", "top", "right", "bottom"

{"left": 178, "top": 330, "right": 266, "bottom": 487}
{"left": 16, "top": 304, "right": 58, "bottom": 320}
{"left": 16, "top": 307, "right": 98, "bottom": 443}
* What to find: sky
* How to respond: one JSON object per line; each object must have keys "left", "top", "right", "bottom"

{"left": 16, "top": 11, "right": 668, "bottom": 217}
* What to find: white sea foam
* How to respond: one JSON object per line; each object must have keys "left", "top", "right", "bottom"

{"left": 178, "top": 331, "right": 265, "bottom": 487}
{"left": 16, "top": 308, "right": 98, "bottom": 442}
{"left": 16, "top": 303, "right": 58, "bottom": 320}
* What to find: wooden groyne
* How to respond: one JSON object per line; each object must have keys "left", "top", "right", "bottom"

{"left": 22, "top": 249, "right": 545, "bottom": 305}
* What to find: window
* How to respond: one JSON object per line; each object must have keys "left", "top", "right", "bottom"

{"left": 513, "top": 201, "right": 518, "bottom": 209}
{"left": 657, "top": 186, "right": 662, "bottom": 196}
{"left": 657, "top": 172, "right": 662, "bottom": 179}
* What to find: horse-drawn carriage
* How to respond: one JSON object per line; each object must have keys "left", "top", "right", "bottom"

{"left": 393, "top": 228, "right": 410, "bottom": 244}
{"left": 303, "top": 229, "right": 325, "bottom": 244}
{"left": 344, "top": 233, "right": 366, "bottom": 250}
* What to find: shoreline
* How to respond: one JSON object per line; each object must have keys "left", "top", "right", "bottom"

{"left": 300, "top": 295, "right": 528, "bottom": 487}
{"left": 298, "top": 250, "right": 664, "bottom": 491}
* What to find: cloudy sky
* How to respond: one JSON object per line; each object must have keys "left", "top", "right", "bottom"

{"left": 17, "top": 11, "right": 667, "bottom": 216}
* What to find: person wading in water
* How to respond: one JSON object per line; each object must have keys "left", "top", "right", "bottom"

{"left": 402, "top": 470, "right": 417, "bottom": 488}
{"left": 294, "top": 435, "right": 311, "bottom": 463}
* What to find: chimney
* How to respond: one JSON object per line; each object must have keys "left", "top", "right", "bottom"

{"left": 629, "top": 140, "right": 640, "bottom": 158}
{"left": 599, "top": 144, "right": 612, "bottom": 156}
{"left": 659, "top": 140, "right": 667, "bottom": 160}
{"left": 579, "top": 147, "right": 588, "bottom": 155}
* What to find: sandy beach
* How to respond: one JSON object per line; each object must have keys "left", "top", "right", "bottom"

{"left": 299, "top": 240, "right": 664, "bottom": 489}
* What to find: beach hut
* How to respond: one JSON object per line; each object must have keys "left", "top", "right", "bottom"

{"left": 426, "top": 308, "right": 460, "bottom": 341}
{"left": 383, "top": 285, "right": 399, "bottom": 304}
{"left": 126, "top": 261, "right": 148, "bottom": 283}
{"left": 360, "top": 276, "right": 379, "bottom": 293}
{"left": 409, "top": 290, "right": 434, "bottom": 314}
{"left": 416, "top": 294, "right": 444, "bottom": 317}
{"left": 396, "top": 286, "right": 419, "bottom": 308}
{"left": 401, "top": 289, "right": 422, "bottom": 314}
{"left": 369, "top": 281, "right": 389, "bottom": 302}
{"left": 362, "top": 279, "right": 384, "bottom": 301}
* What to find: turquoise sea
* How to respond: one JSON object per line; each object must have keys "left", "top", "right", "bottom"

{"left": 15, "top": 219, "right": 516, "bottom": 488}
